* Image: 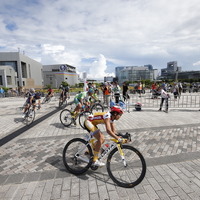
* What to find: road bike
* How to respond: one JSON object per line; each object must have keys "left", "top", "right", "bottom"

{"left": 63, "top": 132, "right": 146, "bottom": 188}
{"left": 42, "top": 94, "right": 53, "bottom": 104}
{"left": 22, "top": 104, "right": 40, "bottom": 126}
{"left": 60, "top": 107, "right": 92, "bottom": 128}
{"left": 58, "top": 95, "right": 69, "bottom": 108}
{"left": 89, "top": 100, "right": 104, "bottom": 113}
{"left": 60, "top": 100, "right": 104, "bottom": 128}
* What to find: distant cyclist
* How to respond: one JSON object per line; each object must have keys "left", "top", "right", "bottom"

{"left": 60, "top": 85, "right": 70, "bottom": 101}
{"left": 46, "top": 87, "right": 54, "bottom": 98}
{"left": 84, "top": 106, "right": 124, "bottom": 167}
{"left": 72, "top": 89, "right": 95, "bottom": 118}
{"left": 22, "top": 91, "right": 41, "bottom": 118}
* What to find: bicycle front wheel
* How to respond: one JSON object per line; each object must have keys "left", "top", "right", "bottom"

{"left": 60, "top": 109, "right": 73, "bottom": 127}
{"left": 79, "top": 111, "right": 92, "bottom": 129}
{"left": 23, "top": 109, "right": 35, "bottom": 126}
{"left": 91, "top": 103, "right": 104, "bottom": 113}
{"left": 63, "top": 138, "right": 93, "bottom": 175}
{"left": 107, "top": 145, "right": 146, "bottom": 188}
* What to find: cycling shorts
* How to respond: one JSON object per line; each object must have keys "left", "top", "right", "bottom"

{"left": 26, "top": 99, "right": 36, "bottom": 104}
{"left": 74, "top": 97, "right": 81, "bottom": 105}
{"left": 84, "top": 120, "right": 100, "bottom": 135}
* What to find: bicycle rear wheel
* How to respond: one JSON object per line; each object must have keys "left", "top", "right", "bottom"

{"left": 107, "top": 145, "right": 146, "bottom": 188}
{"left": 63, "top": 138, "right": 93, "bottom": 175}
{"left": 60, "top": 109, "right": 73, "bottom": 127}
{"left": 91, "top": 103, "right": 104, "bottom": 113}
{"left": 79, "top": 111, "right": 92, "bottom": 129}
{"left": 42, "top": 97, "right": 47, "bottom": 104}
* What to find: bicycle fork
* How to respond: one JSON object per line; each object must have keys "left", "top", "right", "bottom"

{"left": 117, "top": 144, "right": 127, "bottom": 167}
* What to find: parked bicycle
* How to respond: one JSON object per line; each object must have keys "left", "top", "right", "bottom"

{"left": 63, "top": 132, "right": 146, "bottom": 188}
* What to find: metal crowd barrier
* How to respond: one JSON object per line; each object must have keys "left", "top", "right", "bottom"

{"left": 127, "top": 94, "right": 200, "bottom": 108}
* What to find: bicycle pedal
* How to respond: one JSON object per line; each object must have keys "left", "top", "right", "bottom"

{"left": 90, "top": 165, "right": 98, "bottom": 170}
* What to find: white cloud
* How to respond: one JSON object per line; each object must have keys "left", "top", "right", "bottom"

{"left": 193, "top": 61, "right": 200, "bottom": 66}
{"left": 87, "top": 54, "right": 115, "bottom": 79}
{"left": 0, "top": 0, "right": 200, "bottom": 76}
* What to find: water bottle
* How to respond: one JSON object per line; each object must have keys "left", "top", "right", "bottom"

{"left": 101, "top": 143, "right": 109, "bottom": 154}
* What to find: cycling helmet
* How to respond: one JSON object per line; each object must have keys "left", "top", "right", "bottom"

{"left": 111, "top": 106, "right": 124, "bottom": 115}
{"left": 88, "top": 88, "right": 94, "bottom": 94}
{"left": 30, "top": 88, "right": 35, "bottom": 93}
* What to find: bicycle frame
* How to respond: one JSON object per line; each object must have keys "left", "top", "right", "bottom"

{"left": 85, "top": 134, "right": 127, "bottom": 165}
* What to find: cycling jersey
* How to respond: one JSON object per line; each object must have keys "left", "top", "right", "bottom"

{"left": 84, "top": 111, "right": 114, "bottom": 134}
{"left": 87, "top": 112, "right": 114, "bottom": 125}
{"left": 74, "top": 92, "right": 89, "bottom": 104}
{"left": 27, "top": 93, "right": 41, "bottom": 103}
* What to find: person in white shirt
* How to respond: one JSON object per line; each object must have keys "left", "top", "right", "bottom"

{"left": 157, "top": 86, "right": 170, "bottom": 113}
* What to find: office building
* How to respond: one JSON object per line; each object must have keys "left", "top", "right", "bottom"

{"left": 43, "top": 64, "right": 79, "bottom": 88}
{"left": 115, "top": 66, "right": 157, "bottom": 84}
{"left": 0, "top": 52, "right": 43, "bottom": 89}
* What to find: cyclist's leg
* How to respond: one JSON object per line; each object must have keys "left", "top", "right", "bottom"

{"left": 84, "top": 120, "right": 105, "bottom": 164}
{"left": 73, "top": 99, "right": 82, "bottom": 115}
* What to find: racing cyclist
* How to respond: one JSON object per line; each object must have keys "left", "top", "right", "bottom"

{"left": 72, "top": 89, "right": 96, "bottom": 118}
{"left": 84, "top": 106, "right": 124, "bottom": 167}
{"left": 22, "top": 92, "right": 41, "bottom": 118}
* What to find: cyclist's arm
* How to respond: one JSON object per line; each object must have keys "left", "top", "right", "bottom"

{"left": 104, "top": 118, "right": 119, "bottom": 140}
{"left": 110, "top": 122, "right": 117, "bottom": 135}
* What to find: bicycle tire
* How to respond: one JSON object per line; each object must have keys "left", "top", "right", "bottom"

{"left": 23, "top": 109, "right": 35, "bottom": 126}
{"left": 79, "top": 111, "right": 92, "bottom": 129}
{"left": 107, "top": 145, "right": 146, "bottom": 188}
{"left": 60, "top": 109, "right": 73, "bottom": 127}
{"left": 63, "top": 138, "right": 93, "bottom": 175}
{"left": 42, "top": 97, "right": 47, "bottom": 104}
{"left": 90, "top": 103, "right": 104, "bottom": 113}
{"left": 46, "top": 97, "right": 51, "bottom": 103}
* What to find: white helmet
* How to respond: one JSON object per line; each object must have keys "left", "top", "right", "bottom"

{"left": 30, "top": 88, "right": 35, "bottom": 93}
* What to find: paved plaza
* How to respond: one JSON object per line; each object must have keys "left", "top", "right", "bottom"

{"left": 0, "top": 94, "right": 200, "bottom": 200}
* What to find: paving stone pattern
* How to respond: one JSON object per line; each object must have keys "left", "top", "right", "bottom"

{"left": 0, "top": 96, "right": 200, "bottom": 200}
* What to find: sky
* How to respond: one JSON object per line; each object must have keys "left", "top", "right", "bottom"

{"left": 0, "top": 0, "right": 200, "bottom": 80}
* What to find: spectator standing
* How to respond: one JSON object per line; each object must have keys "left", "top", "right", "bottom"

{"left": 104, "top": 82, "right": 112, "bottom": 108}
{"left": 158, "top": 86, "right": 170, "bottom": 113}
{"left": 112, "top": 81, "right": 121, "bottom": 103}
{"left": 173, "top": 83, "right": 179, "bottom": 99}
{"left": 0, "top": 88, "right": 5, "bottom": 98}
{"left": 138, "top": 82, "right": 142, "bottom": 97}
{"left": 122, "top": 82, "right": 129, "bottom": 102}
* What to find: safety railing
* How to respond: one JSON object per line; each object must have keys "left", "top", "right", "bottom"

{"left": 128, "top": 94, "right": 200, "bottom": 108}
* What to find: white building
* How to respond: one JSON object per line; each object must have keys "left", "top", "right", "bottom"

{"left": 0, "top": 52, "right": 43, "bottom": 89}
{"left": 116, "top": 66, "right": 158, "bottom": 84}
{"left": 43, "top": 64, "right": 79, "bottom": 88}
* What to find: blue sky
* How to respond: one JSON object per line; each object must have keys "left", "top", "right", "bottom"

{"left": 0, "top": 0, "right": 200, "bottom": 79}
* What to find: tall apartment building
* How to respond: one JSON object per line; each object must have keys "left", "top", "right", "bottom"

{"left": 0, "top": 52, "right": 43, "bottom": 89}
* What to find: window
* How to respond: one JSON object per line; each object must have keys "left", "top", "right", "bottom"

{"left": 7, "top": 76, "right": 12, "bottom": 85}
{"left": 21, "top": 62, "right": 27, "bottom": 78}
{"left": 0, "top": 76, "right": 3, "bottom": 85}
{"left": 0, "top": 61, "right": 17, "bottom": 72}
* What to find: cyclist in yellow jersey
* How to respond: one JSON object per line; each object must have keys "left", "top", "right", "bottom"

{"left": 84, "top": 106, "right": 124, "bottom": 167}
